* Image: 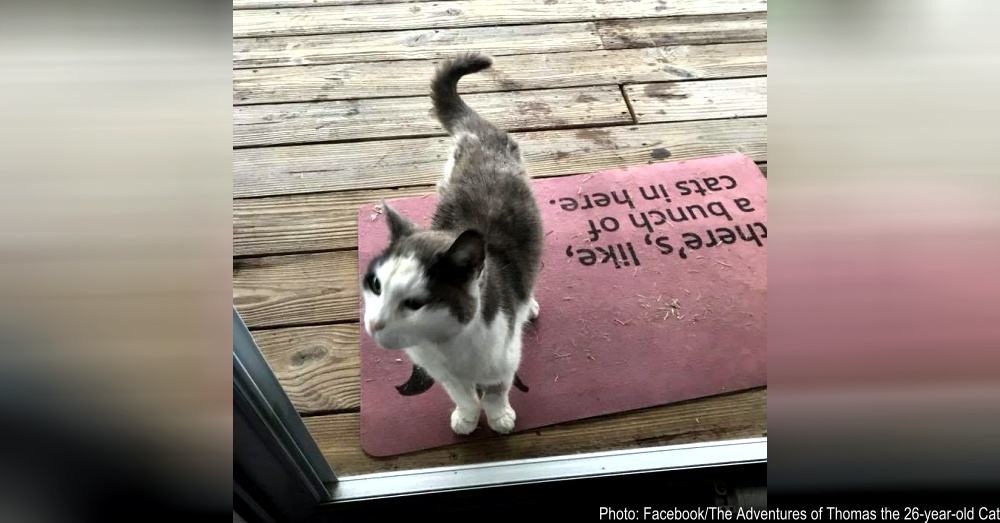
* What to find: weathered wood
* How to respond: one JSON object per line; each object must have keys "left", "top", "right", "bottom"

{"left": 626, "top": 77, "right": 766, "bottom": 123}
{"left": 304, "top": 388, "right": 766, "bottom": 475}
{"left": 252, "top": 320, "right": 768, "bottom": 431}
{"left": 234, "top": 0, "right": 767, "bottom": 38}
{"left": 253, "top": 324, "right": 361, "bottom": 412}
{"left": 597, "top": 12, "right": 766, "bottom": 48}
{"left": 234, "top": 186, "right": 433, "bottom": 257}
{"left": 232, "top": 0, "right": 769, "bottom": 476}
{"left": 234, "top": 117, "right": 766, "bottom": 198}
{"left": 234, "top": 86, "right": 631, "bottom": 147}
{"left": 234, "top": 76, "right": 764, "bottom": 253}
{"left": 234, "top": 22, "right": 601, "bottom": 69}
{"left": 233, "top": 120, "right": 764, "bottom": 327}
{"left": 235, "top": 42, "right": 766, "bottom": 104}
{"left": 235, "top": 0, "right": 448, "bottom": 8}
{"left": 233, "top": 251, "right": 358, "bottom": 328}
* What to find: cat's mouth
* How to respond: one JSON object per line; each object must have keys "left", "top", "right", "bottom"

{"left": 372, "top": 331, "right": 408, "bottom": 350}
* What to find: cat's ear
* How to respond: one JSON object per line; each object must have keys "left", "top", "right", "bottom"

{"left": 382, "top": 201, "right": 415, "bottom": 242}
{"left": 444, "top": 229, "right": 485, "bottom": 272}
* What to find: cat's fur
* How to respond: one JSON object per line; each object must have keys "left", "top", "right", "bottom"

{"left": 361, "top": 53, "right": 543, "bottom": 435}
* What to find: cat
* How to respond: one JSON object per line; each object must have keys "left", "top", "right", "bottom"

{"left": 361, "top": 52, "right": 543, "bottom": 435}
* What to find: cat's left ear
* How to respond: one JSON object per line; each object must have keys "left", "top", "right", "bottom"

{"left": 444, "top": 229, "right": 485, "bottom": 273}
{"left": 382, "top": 201, "right": 415, "bottom": 242}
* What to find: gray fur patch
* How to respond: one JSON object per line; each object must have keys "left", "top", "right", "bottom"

{"left": 369, "top": 52, "right": 543, "bottom": 330}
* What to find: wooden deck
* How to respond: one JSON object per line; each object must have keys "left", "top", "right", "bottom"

{"left": 233, "top": 0, "right": 767, "bottom": 476}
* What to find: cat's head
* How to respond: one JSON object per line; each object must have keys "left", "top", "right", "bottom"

{"left": 362, "top": 203, "right": 485, "bottom": 350}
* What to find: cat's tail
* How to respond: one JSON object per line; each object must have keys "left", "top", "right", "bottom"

{"left": 431, "top": 52, "right": 493, "bottom": 134}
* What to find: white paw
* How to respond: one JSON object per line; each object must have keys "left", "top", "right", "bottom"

{"left": 450, "top": 409, "right": 479, "bottom": 435}
{"left": 487, "top": 406, "right": 517, "bottom": 434}
{"left": 528, "top": 298, "right": 540, "bottom": 321}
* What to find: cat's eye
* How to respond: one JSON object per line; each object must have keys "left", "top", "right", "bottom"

{"left": 402, "top": 298, "right": 425, "bottom": 311}
{"left": 367, "top": 274, "right": 381, "bottom": 295}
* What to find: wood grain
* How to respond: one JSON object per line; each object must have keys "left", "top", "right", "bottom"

{"left": 252, "top": 324, "right": 361, "bottom": 412}
{"left": 234, "top": 185, "right": 433, "bottom": 257}
{"left": 234, "top": 0, "right": 766, "bottom": 38}
{"left": 234, "top": 42, "right": 766, "bottom": 105}
{"left": 234, "top": 22, "right": 601, "bottom": 69}
{"left": 233, "top": 117, "right": 765, "bottom": 327}
{"left": 233, "top": 251, "right": 358, "bottom": 328}
{"left": 235, "top": 0, "right": 448, "bottom": 8}
{"left": 597, "top": 11, "right": 766, "bottom": 48}
{"left": 234, "top": 86, "right": 631, "bottom": 147}
{"left": 232, "top": 0, "right": 769, "bottom": 476}
{"left": 304, "top": 388, "right": 766, "bottom": 475}
{"left": 626, "top": 77, "right": 766, "bottom": 123}
{"left": 234, "top": 117, "right": 767, "bottom": 198}
{"left": 234, "top": 76, "right": 764, "bottom": 254}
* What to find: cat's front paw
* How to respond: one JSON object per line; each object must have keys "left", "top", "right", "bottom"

{"left": 487, "top": 406, "right": 516, "bottom": 434}
{"left": 450, "top": 409, "right": 479, "bottom": 435}
{"left": 528, "top": 298, "right": 540, "bottom": 321}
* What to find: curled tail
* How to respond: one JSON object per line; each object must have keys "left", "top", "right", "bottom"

{"left": 431, "top": 52, "right": 493, "bottom": 134}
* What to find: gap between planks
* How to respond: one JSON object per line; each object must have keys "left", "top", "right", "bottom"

{"left": 234, "top": 41, "right": 767, "bottom": 105}
{"left": 251, "top": 323, "right": 363, "bottom": 413}
{"left": 234, "top": 185, "right": 434, "bottom": 257}
{"left": 235, "top": 159, "right": 767, "bottom": 258}
{"left": 624, "top": 76, "right": 766, "bottom": 124}
{"left": 234, "top": 85, "right": 631, "bottom": 148}
{"left": 233, "top": 98, "right": 764, "bottom": 254}
{"left": 233, "top": 13, "right": 767, "bottom": 69}
{"left": 235, "top": 0, "right": 460, "bottom": 9}
{"left": 233, "top": 116, "right": 767, "bottom": 198}
{"left": 303, "top": 388, "right": 766, "bottom": 476}
{"left": 232, "top": 117, "right": 766, "bottom": 326}
{"left": 231, "top": 0, "right": 769, "bottom": 477}
{"left": 234, "top": 21, "right": 602, "bottom": 69}
{"left": 233, "top": 0, "right": 767, "bottom": 38}
{"left": 249, "top": 317, "right": 770, "bottom": 422}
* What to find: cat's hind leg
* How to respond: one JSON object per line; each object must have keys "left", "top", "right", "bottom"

{"left": 481, "top": 379, "right": 516, "bottom": 434}
{"left": 440, "top": 379, "right": 481, "bottom": 435}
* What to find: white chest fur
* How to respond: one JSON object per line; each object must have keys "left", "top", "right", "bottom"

{"left": 405, "top": 301, "right": 530, "bottom": 386}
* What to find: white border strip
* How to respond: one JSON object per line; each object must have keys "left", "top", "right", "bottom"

{"left": 329, "top": 437, "right": 766, "bottom": 502}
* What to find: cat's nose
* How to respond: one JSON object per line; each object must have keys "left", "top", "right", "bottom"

{"left": 370, "top": 319, "right": 386, "bottom": 332}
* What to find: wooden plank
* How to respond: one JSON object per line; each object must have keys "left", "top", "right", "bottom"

{"left": 234, "top": 22, "right": 601, "bottom": 69}
{"left": 253, "top": 324, "right": 361, "bottom": 413}
{"left": 597, "top": 11, "right": 766, "bottom": 48}
{"left": 234, "top": 77, "right": 763, "bottom": 253}
{"left": 252, "top": 321, "right": 768, "bottom": 429}
{"left": 234, "top": 86, "right": 631, "bottom": 147}
{"left": 233, "top": 121, "right": 765, "bottom": 327}
{"left": 234, "top": 0, "right": 767, "bottom": 38}
{"left": 304, "top": 388, "right": 766, "bottom": 475}
{"left": 234, "top": 42, "right": 766, "bottom": 105}
{"left": 234, "top": 186, "right": 433, "bottom": 257}
{"left": 234, "top": 251, "right": 358, "bottom": 328}
{"left": 235, "top": 0, "right": 447, "bottom": 8}
{"left": 234, "top": 117, "right": 766, "bottom": 198}
{"left": 626, "top": 77, "right": 766, "bottom": 123}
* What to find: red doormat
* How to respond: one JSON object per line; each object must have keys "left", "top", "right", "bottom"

{"left": 356, "top": 153, "right": 766, "bottom": 457}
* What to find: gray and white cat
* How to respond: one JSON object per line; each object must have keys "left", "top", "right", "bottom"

{"left": 362, "top": 53, "right": 543, "bottom": 435}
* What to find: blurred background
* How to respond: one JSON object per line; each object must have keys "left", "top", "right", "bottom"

{"left": 768, "top": 0, "right": 1000, "bottom": 494}
{"left": 0, "top": 1, "right": 231, "bottom": 520}
{"left": 1, "top": 0, "right": 999, "bottom": 519}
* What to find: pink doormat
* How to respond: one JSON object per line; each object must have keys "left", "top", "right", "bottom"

{"left": 356, "top": 153, "right": 766, "bottom": 457}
